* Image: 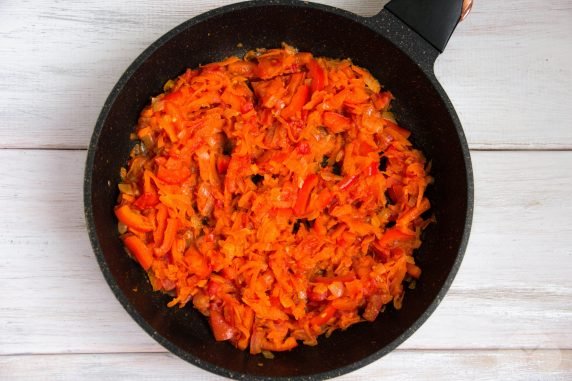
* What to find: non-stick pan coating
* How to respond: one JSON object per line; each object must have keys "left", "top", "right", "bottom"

{"left": 85, "top": 1, "right": 473, "bottom": 379}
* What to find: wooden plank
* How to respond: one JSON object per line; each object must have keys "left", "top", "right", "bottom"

{"left": 1, "top": 350, "right": 570, "bottom": 380}
{"left": 435, "top": 0, "right": 572, "bottom": 149}
{"left": 0, "top": 150, "right": 571, "bottom": 355}
{"left": 0, "top": 0, "right": 382, "bottom": 150}
{"left": 0, "top": 0, "right": 571, "bottom": 149}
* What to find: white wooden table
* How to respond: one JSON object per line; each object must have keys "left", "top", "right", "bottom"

{"left": 1, "top": 0, "right": 571, "bottom": 379}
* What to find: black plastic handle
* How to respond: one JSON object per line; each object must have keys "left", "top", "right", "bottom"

{"left": 385, "top": 0, "right": 463, "bottom": 52}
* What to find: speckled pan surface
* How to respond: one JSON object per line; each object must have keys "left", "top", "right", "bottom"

{"left": 84, "top": 1, "right": 473, "bottom": 380}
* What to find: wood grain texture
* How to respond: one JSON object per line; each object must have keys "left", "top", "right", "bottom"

{"left": 434, "top": 0, "right": 572, "bottom": 149}
{"left": 1, "top": 350, "right": 570, "bottom": 381}
{"left": 0, "top": 0, "right": 571, "bottom": 149}
{"left": 1, "top": 150, "right": 570, "bottom": 356}
{"left": 1, "top": 1, "right": 572, "bottom": 378}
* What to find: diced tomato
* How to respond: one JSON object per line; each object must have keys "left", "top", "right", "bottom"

{"left": 308, "top": 290, "right": 327, "bottom": 302}
{"left": 296, "top": 140, "right": 311, "bottom": 155}
{"left": 210, "top": 309, "right": 236, "bottom": 341}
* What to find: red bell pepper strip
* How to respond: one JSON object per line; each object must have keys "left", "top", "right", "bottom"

{"left": 377, "top": 227, "right": 415, "bottom": 247}
{"left": 216, "top": 155, "right": 231, "bottom": 174}
{"left": 311, "top": 304, "right": 336, "bottom": 327}
{"left": 307, "top": 59, "right": 325, "bottom": 93}
{"left": 133, "top": 192, "right": 159, "bottom": 210}
{"left": 154, "top": 218, "right": 178, "bottom": 256}
{"left": 153, "top": 204, "right": 168, "bottom": 246}
{"left": 322, "top": 111, "right": 352, "bottom": 133}
{"left": 134, "top": 170, "right": 159, "bottom": 209}
{"left": 123, "top": 235, "right": 154, "bottom": 270}
{"left": 293, "top": 174, "right": 319, "bottom": 216}
{"left": 281, "top": 84, "right": 309, "bottom": 120}
{"left": 115, "top": 205, "right": 153, "bottom": 232}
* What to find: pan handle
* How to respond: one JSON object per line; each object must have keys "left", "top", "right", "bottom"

{"left": 384, "top": 0, "right": 472, "bottom": 52}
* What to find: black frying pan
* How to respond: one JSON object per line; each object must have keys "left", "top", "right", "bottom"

{"left": 84, "top": 0, "right": 474, "bottom": 379}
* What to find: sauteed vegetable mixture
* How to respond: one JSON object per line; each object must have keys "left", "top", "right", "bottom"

{"left": 115, "top": 45, "right": 432, "bottom": 354}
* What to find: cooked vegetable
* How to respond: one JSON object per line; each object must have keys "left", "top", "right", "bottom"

{"left": 115, "top": 45, "right": 432, "bottom": 354}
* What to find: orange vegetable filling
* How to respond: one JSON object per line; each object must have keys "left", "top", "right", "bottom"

{"left": 115, "top": 45, "right": 432, "bottom": 354}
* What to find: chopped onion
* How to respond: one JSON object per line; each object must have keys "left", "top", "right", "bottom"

{"left": 163, "top": 79, "right": 175, "bottom": 92}
{"left": 328, "top": 281, "right": 344, "bottom": 298}
{"left": 118, "top": 183, "right": 135, "bottom": 195}
{"left": 262, "top": 350, "right": 275, "bottom": 359}
{"left": 382, "top": 111, "right": 397, "bottom": 123}
{"left": 197, "top": 183, "right": 214, "bottom": 216}
{"left": 117, "top": 221, "right": 127, "bottom": 234}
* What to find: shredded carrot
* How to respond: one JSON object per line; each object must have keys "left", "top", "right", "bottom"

{"left": 115, "top": 44, "right": 433, "bottom": 354}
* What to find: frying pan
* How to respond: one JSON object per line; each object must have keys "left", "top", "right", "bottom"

{"left": 84, "top": 0, "right": 474, "bottom": 379}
